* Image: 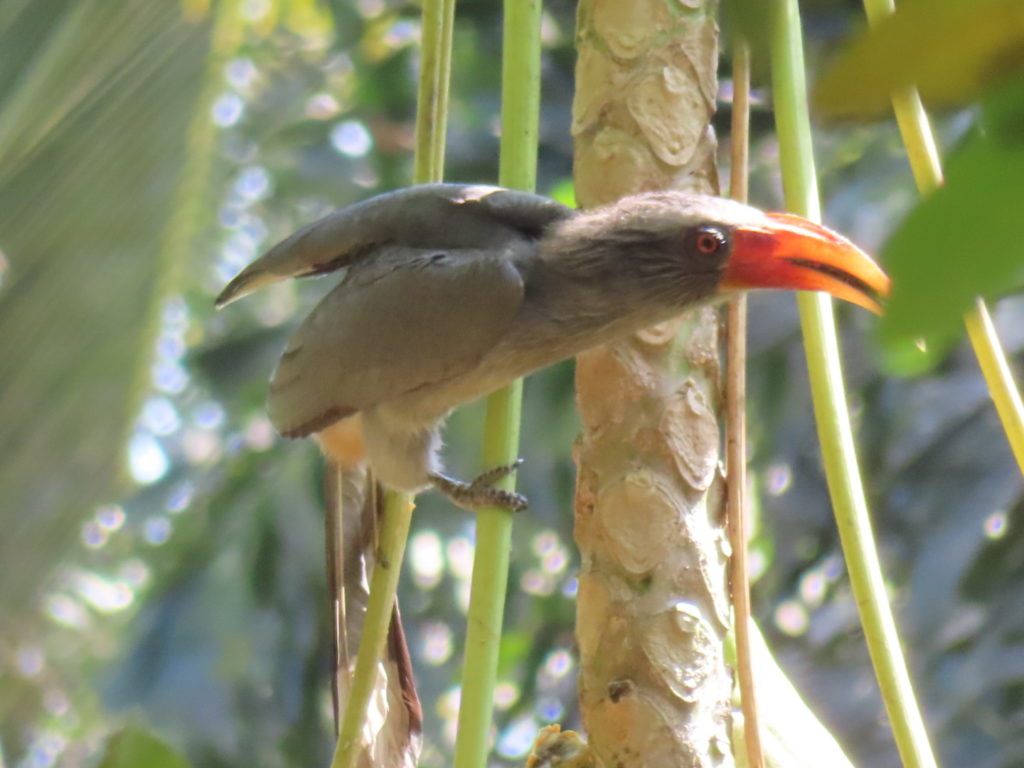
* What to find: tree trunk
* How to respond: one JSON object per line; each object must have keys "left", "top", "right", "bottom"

{"left": 571, "top": 1, "right": 732, "bottom": 766}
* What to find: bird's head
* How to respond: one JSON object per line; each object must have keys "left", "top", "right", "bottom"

{"left": 547, "top": 191, "right": 890, "bottom": 313}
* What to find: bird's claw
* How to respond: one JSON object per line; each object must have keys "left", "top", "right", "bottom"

{"left": 468, "top": 458, "right": 525, "bottom": 490}
{"left": 429, "top": 461, "right": 528, "bottom": 512}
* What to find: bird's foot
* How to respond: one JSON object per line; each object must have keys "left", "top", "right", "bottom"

{"left": 429, "top": 460, "right": 527, "bottom": 512}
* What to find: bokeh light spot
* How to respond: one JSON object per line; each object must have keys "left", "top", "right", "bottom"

{"left": 331, "top": 120, "right": 373, "bottom": 157}
{"left": 536, "top": 696, "right": 564, "bottom": 721}
{"left": 120, "top": 559, "right": 150, "bottom": 588}
{"left": 774, "top": 599, "right": 809, "bottom": 637}
{"left": 128, "top": 432, "right": 169, "bottom": 485}
{"left": 16, "top": 645, "right": 44, "bottom": 677}
{"left": 541, "top": 649, "right": 573, "bottom": 682}
{"left": 496, "top": 716, "right": 538, "bottom": 759}
{"left": 420, "top": 622, "right": 453, "bottom": 665}
{"left": 143, "top": 516, "right": 173, "bottom": 546}
{"left": 306, "top": 93, "right": 340, "bottom": 120}
{"left": 235, "top": 166, "right": 271, "bottom": 202}
{"left": 225, "top": 57, "right": 257, "bottom": 89}
{"left": 45, "top": 594, "right": 88, "bottom": 629}
{"left": 765, "top": 462, "right": 793, "bottom": 496}
{"left": 244, "top": 416, "right": 275, "bottom": 451}
{"left": 521, "top": 569, "right": 554, "bottom": 596}
{"left": 410, "top": 531, "right": 444, "bottom": 588}
{"left": 96, "top": 504, "right": 126, "bottom": 531}
{"left": 494, "top": 681, "right": 519, "bottom": 710}
{"left": 799, "top": 569, "right": 827, "bottom": 607}
{"left": 983, "top": 510, "right": 1008, "bottom": 539}
{"left": 165, "top": 483, "right": 194, "bottom": 514}
{"left": 212, "top": 93, "right": 244, "bottom": 127}
{"left": 70, "top": 570, "right": 134, "bottom": 613}
{"left": 80, "top": 521, "right": 107, "bottom": 550}
{"left": 142, "top": 397, "right": 180, "bottom": 436}
{"left": 446, "top": 536, "right": 474, "bottom": 581}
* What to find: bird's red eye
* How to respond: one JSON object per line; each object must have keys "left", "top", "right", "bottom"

{"left": 693, "top": 226, "right": 726, "bottom": 255}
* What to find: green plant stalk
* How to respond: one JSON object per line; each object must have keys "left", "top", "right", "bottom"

{"left": 769, "top": 2, "right": 938, "bottom": 768}
{"left": 859, "top": 0, "right": 1024, "bottom": 476}
{"left": 413, "top": 0, "right": 456, "bottom": 185}
{"left": 330, "top": 0, "right": 454, "bottom": 764}
{"left": 453, "top": 1, "right": 541, "bottom": 766}
{"left": 330, "top": 491, "right": 415, "bottom": 768}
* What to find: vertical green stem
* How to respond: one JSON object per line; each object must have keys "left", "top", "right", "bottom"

{"left": 770, "top": 2, "right": 938, "bottom": 768}
{"left": 859, "top": 0, "right": 1024, "bottom": 476}
{"left": 330, "top": 0, "right": 455, "bottom": 765}
{"left": 413, "top": 0, "right": 456, "bottom": 184}
{"left": 453, "top": 1, "right": 541, "bottom": 766}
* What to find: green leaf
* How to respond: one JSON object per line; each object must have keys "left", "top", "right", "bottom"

{"left": 98, "top": 727, "right": 192, "bottom": 768}
{"left": 0, "top": 0, "right": 222, "bottom": 619}
{"left": 813, "top": 0, "right": 1024, "bottom": 121}
{"left": 722, "top": 0, "right": 779, "bottom": 72}
{"left": 878, "top": 82, "right": 1024, "bottom": 366}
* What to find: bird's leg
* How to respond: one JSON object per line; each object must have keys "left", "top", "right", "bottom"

{"left": 429, "top": 459, "right": 527, "bottom": 511}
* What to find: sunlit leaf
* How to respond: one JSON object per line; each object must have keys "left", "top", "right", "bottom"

{"left": 878, "top": 82, "right": 1024, "bottom": 365}
{"left": 0, "top": 0, "right": 212, "bottom": 616}
{"left": 98, "top": 727, "right": 192, "bottom": 768}
{"left": 721, "top": 0, "right": 778, "bottom": 74}
{"left": 813, "top": 0, "right": 1024, "bottom": 121}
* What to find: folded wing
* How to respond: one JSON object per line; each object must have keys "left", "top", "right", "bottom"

{"left": 268, "top": 247, "right": 526, "bottom": 437}
{"left": 215, "top": 183, "right": 572, "bottom": 307}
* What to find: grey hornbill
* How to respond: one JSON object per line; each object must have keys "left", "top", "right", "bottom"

{"left": 217, "top": 183, "right": 890, "bottom": 510}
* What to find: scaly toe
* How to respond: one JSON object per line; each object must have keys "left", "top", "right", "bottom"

{"left": 428, "top": 472, "right": 529, "bottom": 512}
{"left": 468, "top": 458, "right": 525, "bottom": 490}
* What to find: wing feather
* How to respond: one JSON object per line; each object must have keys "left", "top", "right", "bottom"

{"left": 216, "top": 183, "right": 571, "bottom": 307}
{"left": 268, "top": 246, "right": 525, "bottom": 437}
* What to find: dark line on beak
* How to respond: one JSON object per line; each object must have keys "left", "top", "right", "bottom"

{"left": 787, "top": 257, "right": 883, "bottom": 305}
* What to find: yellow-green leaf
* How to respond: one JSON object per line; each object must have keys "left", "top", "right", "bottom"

{"left": 878, "top": 83, "right": 1024, "bottom": 367}
{"left": 814, "top": 0, "right": 1024, "bottom": 121}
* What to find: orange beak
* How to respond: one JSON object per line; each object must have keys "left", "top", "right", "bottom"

{"left": 720, "top": 212, "right": 891, "bottom": 313}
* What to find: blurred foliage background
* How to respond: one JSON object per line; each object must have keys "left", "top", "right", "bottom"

{"left": 1, "top": 0, "right": 1022, "bottom": 767}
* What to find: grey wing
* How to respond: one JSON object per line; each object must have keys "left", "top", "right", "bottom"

{"left": 268, "top": 246, "right": 525, "bottom": 437}
{"left": 215, "top": 183, "right": 572, "bottom": 307}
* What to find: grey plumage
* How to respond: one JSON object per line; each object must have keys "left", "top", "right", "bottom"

{"left": 219, "top": 184, "right": 775, "bottom": 496}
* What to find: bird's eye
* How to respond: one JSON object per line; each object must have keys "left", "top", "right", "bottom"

{"left": 693, "top": 226, "right": 727, "bottom": 256}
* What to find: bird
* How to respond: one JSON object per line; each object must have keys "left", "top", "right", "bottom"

{"left": 217, "top": 182, "right": 890, "bottom": 512}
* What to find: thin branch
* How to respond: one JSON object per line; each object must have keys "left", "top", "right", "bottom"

{"left": 726, "top": 38, "right": 764, "bottom": 768}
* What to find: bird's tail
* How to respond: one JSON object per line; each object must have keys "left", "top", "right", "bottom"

{"left": 324, "top": 461, "right": 422, "bottom": 767}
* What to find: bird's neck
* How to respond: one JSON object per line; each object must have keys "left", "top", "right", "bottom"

{"left": 507, "top": 246, "right": 683, "bottom": 362}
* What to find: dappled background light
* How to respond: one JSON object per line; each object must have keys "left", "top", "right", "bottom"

{"left": 3, "top": 2, "right": 1024, "bottom": 768}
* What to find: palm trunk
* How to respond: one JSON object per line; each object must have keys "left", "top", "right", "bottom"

{"left": 571, "top": 1, "right": 731, "bottom": 765}
{"left": 570, "top": 3, "right": 856, "bottom": 766}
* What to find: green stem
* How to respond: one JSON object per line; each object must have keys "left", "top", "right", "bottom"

{"left": 453, "top": 1, "right": 541, "bottom": 766}
{"left": 859, "top": 0, "right": 1024, "bottom": 476}
{"left": 330, "top": 491, "right": 415, "bottom": 768}
{"left": 413, "top": 0, "right": 456, "bottom": 184}
{"left": 963, "top": 301, "right": 1024, "bottom": 472}
{"left": 331, "top": 0, "right": 455, "bottom": 763}
{"left": 770, "top": 2, "right": 938, "bottom": 768}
